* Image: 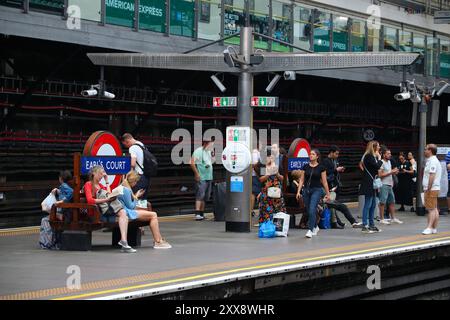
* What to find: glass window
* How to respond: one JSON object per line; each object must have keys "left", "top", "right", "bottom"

{"left": 413, "top": 33, "right": 425, "bottom": 75}
{"left": 30, "top": 0, "right": 64, "bottom": 13}
{"left": 170, "top": 0, "right": 195, "bottom": 37}
{"left": 139, "top": 0, "right": 166, "bottom": 33}
{"left": 399, "top": 30, "right": 412, "bottom": 52}
{"left": 332, "top": 15, "right": 349, "bottom": 52}
{"left": 351, "top": 19, "right": 365, "bottom": 52}
{"left": 198, "top": 0, "right": 221, "bottom": 40}
{"left": 68, "top": 0, "right": 101, "bottom": 22}
{"left": 293, "top": 5, "right": 312, "bottom": 52}
{"left": 383, "top": 26, "right": 397, "bottom": 51}
{"left": 272, "top": 0, "right": 291, "bottom": 52}
{"left": 106, "top": 0, "right": 134, "bottom": 28}
{"left": 427, "top": 36, "right": 438, "bottom": 77}
{"left": 313, "top": 10, "right": 331, "bottom": 52}
{"left": 440, "top": 37, "right": 450, "bottom": 79}
{"left": 367, "top": 24, "right": 380, "bottom": 52}
{"left": 224, "top": 0, "right": 246, "bottom": 46}
{"left": 250, "top": 0, "right": 270, "bottom": 50}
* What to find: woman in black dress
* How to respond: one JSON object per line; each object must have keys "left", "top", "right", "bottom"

{"left": 396, "top": 153, "right": 414, "bottom": 211}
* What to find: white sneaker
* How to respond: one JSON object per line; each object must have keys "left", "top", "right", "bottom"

{"left": 153, "top": 239, "right": 172, "bottom": 249}
{"left": 312, "top": 226, "right": 320, "bottom": 236}
{"left": 432, "top": 229, "right": 438, "bottom": 234}
{"left": 118, "top": 240, "right": 137, "bottom": 253}
{"left": 422, "top": 228, "right": 433, "bottom": 235}
{"left": 195, "top": 214, "right": 204, "bottom": 221}
{"left": 392, "top": 218, "right": 403, "bottom": 224}
{"left": 380, "top": 219, "right": 391, "bottom": 225}
{"left": 305, "top": 230, "right": 313, "bottom": 238}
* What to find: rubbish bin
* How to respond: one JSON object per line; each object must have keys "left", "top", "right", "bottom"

{"left": 213, "top": 182, "right": 226, "bottom": 221}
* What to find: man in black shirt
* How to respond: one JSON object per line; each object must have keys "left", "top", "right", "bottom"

{"left": 322, "top": 146, "right": 362, "bottom": 228}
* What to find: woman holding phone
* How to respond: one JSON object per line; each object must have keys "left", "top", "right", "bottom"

{"left": 258, "top": 150, "right": 286, "bottom": 224}
{"left": 296, "top": 149, "right": 330, "bottom": 238}
{"left": 119, "top": 171, "right": 172, "bottom": 249}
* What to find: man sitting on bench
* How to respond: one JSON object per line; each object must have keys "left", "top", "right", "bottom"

{"left": 83, "top": 165, "right": 137, "bottom": 253}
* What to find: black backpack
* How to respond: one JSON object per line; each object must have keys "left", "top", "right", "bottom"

{"left": 133, "top": 144, "right": 158, "bottom": 177}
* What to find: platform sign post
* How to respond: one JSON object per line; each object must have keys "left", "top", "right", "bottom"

{"left": 223, "top": 125, "right": 252, "bottom": 232}
{"left": 82, "top": 131, "right": 126, "bottom": 189}
{"left": 287, "top": 138, "right": 311, "bottom": 171}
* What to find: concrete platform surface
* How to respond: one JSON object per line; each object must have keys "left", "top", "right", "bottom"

{"left": 0, "top": 210, "right": 449, "bottom": 300}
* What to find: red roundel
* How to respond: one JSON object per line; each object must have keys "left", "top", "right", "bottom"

{"left": 83, "top": 131, "right": 123, "bottom": 189}
{"left": 288, "top": 138, "right": 311, "bottom": 159}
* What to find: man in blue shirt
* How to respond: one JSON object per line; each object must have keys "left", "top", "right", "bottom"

{"left": 51, "top": 170, "right": 73, "bottom": 220}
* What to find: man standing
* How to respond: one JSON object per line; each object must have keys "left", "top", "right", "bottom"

{"left": 422, "top": 144, "right": 442, "bottom": 235}
{"left": 323, "top": 146, "right": 362, "bottom": 228}
{"left": 190, "top": 139, "right": 215, "bottom": 221}
{"left": 378, "top": 148, "right": 402, "bottom": 225}
{"left": 121, "top": 133, "right": 150, "bottom": 199}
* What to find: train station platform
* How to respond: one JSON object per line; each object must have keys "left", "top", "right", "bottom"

{"left": 0, "top": 209, "right": 449, "bottom": 300}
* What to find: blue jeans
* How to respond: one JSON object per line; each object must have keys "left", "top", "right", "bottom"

{"left": 303, "top": 187, "right": 324, "bottom": 231}
{"left": 363, "top": 195, "right": 377, "bottom": 227}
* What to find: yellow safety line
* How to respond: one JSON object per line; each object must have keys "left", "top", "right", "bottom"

{"left": 0, "top": 214, "right": 211, "bottom": 236}
{"left": 54, "top": 235, "right": 450, "bottom": 300}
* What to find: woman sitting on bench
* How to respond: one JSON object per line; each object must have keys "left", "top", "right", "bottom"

{"left": 84, "top": 165, "right": 137, "bottom": 253}
{"left": 118, "top": 171, "right": 172, "bottom": 249}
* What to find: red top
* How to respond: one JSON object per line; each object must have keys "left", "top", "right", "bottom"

{"left": 83, "top": 181, "right": 107, "bottom": 216}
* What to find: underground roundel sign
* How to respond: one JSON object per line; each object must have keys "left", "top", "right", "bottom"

{"left": 82, "top": 131, "right": 130, "bottom": 189}
{"left": 287, "top": 138, "right": 311, "bottom": 171}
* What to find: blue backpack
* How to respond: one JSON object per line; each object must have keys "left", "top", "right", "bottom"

{"left": 319, "top": 207, "right": 331, "bottom": 229}
{"left": 258, "top": 220, "right": 276, "bottom": 238}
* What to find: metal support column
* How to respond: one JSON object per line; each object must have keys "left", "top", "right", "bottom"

{"left": 100, "top": 0, "right": 106, "bottom": 26}
{"left": 23, "top": 0, "right": 29, "bottom": 13}
{"left": 416, "top": 99, "right": 427, "bottom": 216}
{"left": 165, "top": 0, "right": 170, "bottom": 36}
{"left": 220, "top": 0, "right": 225, "bottom": 46}
{"left": 193, "top": 0, "right": 199, "bottom": 41}
{"left": 225, "top": 26, "right": 253, "bottom": 233}
{"left": 134, "top": 0, "right": 140, "bottom": 32}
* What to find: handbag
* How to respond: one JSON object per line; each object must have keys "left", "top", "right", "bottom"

{"left": 41, "top": 192, "right": 57, "bottom": 214}
{"left": 96, "top": 189, "right": 124, "bottom": 216}
{"left": 267, "top": 186, "right": 281, "bottom": 198}
{"left": 363, "top": 161, "right": 382, "bottom": 190}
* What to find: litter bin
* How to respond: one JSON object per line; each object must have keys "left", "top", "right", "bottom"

{"left": 213, "top": 182, "right": 226, "bottom": 221}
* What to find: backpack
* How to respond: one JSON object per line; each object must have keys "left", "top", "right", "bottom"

{"left": 39, "top": 216, "right": 60, "bottom": 250}
{"left": 134, "top": 143, "right": 158, "bottom": 177}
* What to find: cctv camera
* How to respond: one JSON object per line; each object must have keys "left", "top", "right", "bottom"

{"left": 223, "top": 49, "right": 236, "bottom": 68}
{"left": 102, "top": 91, "right": 115, "bottom": 99}
{"left": 211, "top": 74, "right": 226, "bottom": 93}
{"left": 81, "top": 89, "right": 98, "bottom": 97}
{"left": 394, "top": 92, "right": 411, "bottom": 101}
{"left": 436, "top": 82, "right": 450, "bottom": 96}
{"left": 266, "top": 74, "right": 281, "bottom": 93}
{"left": 283, "top": 71, "right": 296, "bottom": 81}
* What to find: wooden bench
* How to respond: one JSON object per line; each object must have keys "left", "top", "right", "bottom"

{"left": 48, "top": 153, "right": 147, "bottom": 251}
